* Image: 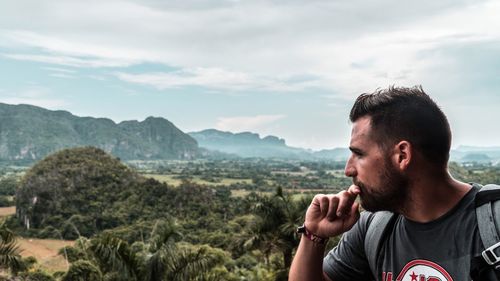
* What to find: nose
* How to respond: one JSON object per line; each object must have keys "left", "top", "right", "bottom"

{"left": 344, "top": 155, "right": 357, "bottom": 178}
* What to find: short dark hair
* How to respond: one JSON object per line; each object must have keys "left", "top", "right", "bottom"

{"left": 349, "top": 86, "right": 451, "bottom": 166}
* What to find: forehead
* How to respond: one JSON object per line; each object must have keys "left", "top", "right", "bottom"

{"left": 349, "top": 116, "right": 377, "bottom": 148}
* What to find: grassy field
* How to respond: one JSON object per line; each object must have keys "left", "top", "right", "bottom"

{"left": 0, "top": 207, "right": 72, "bottom": 273}
{"left": 18, "top": 238, "right": 74, "bottom": 273}
{"left": 327, "top": 169, "right": 347, "bottom": 177}
{"left": 230, "top": 188, "right": 330, "bottom": 199}
{"left": 143, "top": 174, "right": 253, "bottom": 186}
{"left": 271, "top": 171, "right": 312, "bottom": 176}
{"left": 230, "top": 189, "right": 273, "bottom": 197}
{"left": 0, "top": 206, "right": 15, "bottom": 217}
{"left": 143, "top": 174, "right": 183, "bottom": 185}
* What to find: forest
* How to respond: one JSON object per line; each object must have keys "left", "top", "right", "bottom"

{"left": 0, "top": 147, "right": 499, "bottom": 280}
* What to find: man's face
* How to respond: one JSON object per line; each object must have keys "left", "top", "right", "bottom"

{"left": 344, "top": 116, "right": 409, "bottom": 213}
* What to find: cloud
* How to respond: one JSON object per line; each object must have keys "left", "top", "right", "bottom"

{"left": 2, "top": 53, "right": 133, "bottom": 68}
{"left": 42, "top": 66, "right": 77, "bottom": 79}
{"left": 0, "top": 97, "right": 69, "bottom": 109}
{"left": 1, "top": 0, "right": 499, "bottom": 150}
{"left": 0, "top": 86, "right": 69, "bottom": 109}
{"left": 41, "top": 67, "right": 76, "bottom": 73}
{"left": 115, "top": 68, "right": 317, "bottom": 91}
{"left": 49, "top": 73, "right": 75, "bottom": 79}
{"left": 1, "top": 0, "right": 500, "bottom": 96}
{"left": 115, "top": 68, "right": 254, "bottom": 90}
{"left": 215, "top": 114, "right": 286, "bottom": 132}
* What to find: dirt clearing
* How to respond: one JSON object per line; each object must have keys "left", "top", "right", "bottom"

{"left": 17, "top": 238, "right": 74, "bottom": 272}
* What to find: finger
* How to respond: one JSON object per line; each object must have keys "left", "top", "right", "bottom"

{"left": 306, "top": 195, "right": 323, "bottom": 222}
{"left": 337, "top": 191, "right": 357, "bottom": 217}
{"left": 320, "top": 196, "right": 329, "bottom": 217}
{"left": 326, "top": 196, "right": 339, "bottom": 221}
{"left": 347, "top": 184, "right": 361, "bottom": 195}
{"left": 311, "top": 194, "right": 321, "bottom": 207}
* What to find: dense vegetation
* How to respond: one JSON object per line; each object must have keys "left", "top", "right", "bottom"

{"left": 0, "top": 147, "right": 498, "bottom": 280}
{"left": 5, "top": 147, "right": 317, "bottom": 280}
{"left": 138, "top": 158, "right": 350, "bottom": 191}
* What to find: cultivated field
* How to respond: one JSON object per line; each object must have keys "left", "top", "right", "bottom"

{"left": 0, "top": 207, "right": 72, "bottom": 272}
{"left": 18, "top": 238, "right": 74, "bottom": 273}
{"left": 0, "top": 206, "right": 15, "bottom": 217}
{"left": 143, "top": 173, "right": 253, "bottom": 186}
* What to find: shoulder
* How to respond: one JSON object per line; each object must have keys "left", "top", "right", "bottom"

{"left": 323, "top": 211, "right": 377, "bottom": 280}
{"left": 357, "top": 210, "right": 380, "bottom": 231}
{"left": 362, "top": 211, "right": 398, "bottom": 239}
{"left": 325, "top": 211, "right": 394, "bottom": 259}
{"left": 340, "top": 211, "right": 398, "bottom": 243}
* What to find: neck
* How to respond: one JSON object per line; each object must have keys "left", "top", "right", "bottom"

{"left": 399, "top": 169, "right": 471, "bottom": 223}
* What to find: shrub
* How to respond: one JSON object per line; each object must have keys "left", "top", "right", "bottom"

{"left": 19, "top": 269, "right": 55, "bottom": 281}
{"left": 62, "top": 260, "right": 102, "bottom": 281}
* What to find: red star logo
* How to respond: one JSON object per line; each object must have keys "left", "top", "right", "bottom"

{"left": 410, "top": 271, "right": 418, "bottom": 281}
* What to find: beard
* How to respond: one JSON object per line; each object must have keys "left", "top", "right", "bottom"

{"left": 355, "top": 158, "right": 409, "bottom": 213}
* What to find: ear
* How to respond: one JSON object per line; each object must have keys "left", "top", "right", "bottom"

{"left": 392, "top": 141, "right": 411, "bottom": 170}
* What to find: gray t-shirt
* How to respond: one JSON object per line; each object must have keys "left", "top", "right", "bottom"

{"left": 324, "top": 185, "right": 483, "bottom": 281}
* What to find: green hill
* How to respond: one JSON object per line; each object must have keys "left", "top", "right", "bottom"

{"left": 0, "top": 103, "right": 198, "bottom": 162}
{"left": 15, "top": 147, "right": 222, "bottom": 239}
{"left": 16, "top": 147, "right": 142, "bottom": 237}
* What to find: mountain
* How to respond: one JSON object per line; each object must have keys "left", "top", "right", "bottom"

{"left": 3, "top": 102, "right": 498, "bottom": 163}
{"left": 189, "top": 129, "right": 312, "bottom": 159}
{"left": 0, "top": 103, "right": 198, "bottom": 162}
{"left": 455, "top": 145, "right": 500, "bottom": 152}
{"left": 313, "top": 146, "right": 500, "bottom": 164}
{"left": 450, "top": 146, "right": 500, "bottom": 165}
{"left": 312, "top": 148, "right": 350, "bottom": 161}
{"left": 460, "top": 153, "right": 491, "bottom": 163}
{"left": 312, "top": 147, "right": 500, "bottom": 164}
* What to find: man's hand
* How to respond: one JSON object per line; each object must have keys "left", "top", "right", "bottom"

{"left": 304, "top": 185, "right": 361, "bottom": 238}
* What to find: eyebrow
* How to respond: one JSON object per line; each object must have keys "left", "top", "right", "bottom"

{"left": 349, "top": 147, "right": 364, "bottom": 155}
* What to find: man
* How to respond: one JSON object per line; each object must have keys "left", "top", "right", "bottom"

{"left": 289, "top": 86, "right": 487, "bottom": 281}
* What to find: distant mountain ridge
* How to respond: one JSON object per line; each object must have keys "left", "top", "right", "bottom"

{"left": 189, "top": 129, "right": 312, "bottom": 159}
{"left": 312, "top": 148, "right": 351, "bottom": 161}
{"left": 0, "top": 103, "right": 198, "bottom": 162}
{"left": 450, "top": 146, "right": 500, "bottom": 165}
{"left": 190, "top": 128, "right": 500, "bottom": 164}
{"left": 1, "top": 103, "right": 498, "bottom": 163}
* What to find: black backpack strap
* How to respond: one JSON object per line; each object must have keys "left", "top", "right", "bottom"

{"left": 365, "top": 211, "right": 397, "bottom": 276}
{"left": 476, "top": 184, "right": 500, "bottom": 208}
{"left": 476, "top": 184, "right": 500, "bottom": 248}
{"left": 472, "top": 184, "right": 500, "bottom": 279}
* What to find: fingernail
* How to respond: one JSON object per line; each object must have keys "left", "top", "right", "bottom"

{"left": 337, "top": 212, "right": 342, "bottom": 217}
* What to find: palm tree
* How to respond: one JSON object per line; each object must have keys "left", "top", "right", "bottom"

{"left": 62, "top": 260, "right": 102, "bottom": 281}
{"left": 244, "top": 187, "right": 311, "bottom": 279}
{"left": 148, "top": 244, "right": 225, "bottom": 281}
{"left": 66, "top": 218, "right": 225, "bottom": 281}
{"left": 89, "top": 233, "right": 140, "bottom": 280}
{"left": 0, "top": 220, "right": 25, "bottom": 276}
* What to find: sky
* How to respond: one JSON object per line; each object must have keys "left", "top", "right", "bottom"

{"left": 1, "top": 0, "right": 499, "bottom": 150}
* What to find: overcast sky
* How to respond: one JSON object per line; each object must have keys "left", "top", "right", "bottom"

{"left": 1, "top": 0, "right": 499, "bottom": 150}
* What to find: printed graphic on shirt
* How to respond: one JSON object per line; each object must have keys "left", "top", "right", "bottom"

{"left": 383, "top": 259, "right": 453, "bottom": 281}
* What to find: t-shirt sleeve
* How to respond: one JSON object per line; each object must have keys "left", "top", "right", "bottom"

{"left": 323, "top": 211, "right": 374, "bottom": 281}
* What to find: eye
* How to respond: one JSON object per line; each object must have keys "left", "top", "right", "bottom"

{"left": 352, "top": 151, "right": 363, "bottom": 158}
{"left": 355, "top": 149, "right": 363, "bottom": 155}
{"left": 349, "top": 147, "right": 364, "bottom": 158}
